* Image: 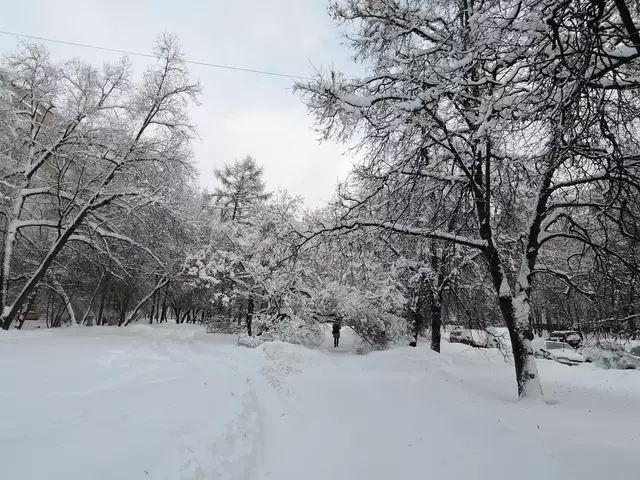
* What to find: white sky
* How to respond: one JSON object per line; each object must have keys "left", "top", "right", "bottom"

{"left": 0, "top": 0, "right": 360, "bottom": 207}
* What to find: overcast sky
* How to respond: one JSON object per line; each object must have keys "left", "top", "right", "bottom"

{"left": 0, "top": 0, "right": 360, "bottom": 207}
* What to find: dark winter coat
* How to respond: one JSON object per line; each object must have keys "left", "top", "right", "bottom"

{"left": 332, "top": 324, "right": 341, "bottom": 337}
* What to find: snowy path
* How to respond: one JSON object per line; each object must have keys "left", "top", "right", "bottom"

{"left": 254, "top": 341, "right": 640, "bottom": 480}
{"left": 1, "top": 325, "right": 639, "bottom": 480}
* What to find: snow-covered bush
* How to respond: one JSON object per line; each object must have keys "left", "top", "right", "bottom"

{"left": 581, "top": 339, "right": 640, "bottom": 370}
{"left": 237, "top": 333, "right": 266, "bottom": 348}
{"left": 204, "top": 315, "right": 241, "bottom": 334}
{"left": 254, "top": 315, "right": 325, "bottom": 347}
{"left": 236, "top": 315, "right": 325, "bottom": 349}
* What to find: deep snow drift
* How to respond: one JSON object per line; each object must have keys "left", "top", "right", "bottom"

{"left": 1, "top": 324, "right": 638, "bottom": 479}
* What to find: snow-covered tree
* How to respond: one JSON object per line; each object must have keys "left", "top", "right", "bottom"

{"left": 187, "top": 191, "right": 308, "bottom": 334}
{"left": 0, "top": 35, "right": 201, "bottom": 330}
{"left": 297, "top": 0, "right": 640, "bottom": 398}
{"left": 211, "top": 155, "right": 271, "bottom": 221}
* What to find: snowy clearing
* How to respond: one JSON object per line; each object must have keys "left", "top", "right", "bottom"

{"left": 1, "top": 325, "right": 639, "bottom": 480}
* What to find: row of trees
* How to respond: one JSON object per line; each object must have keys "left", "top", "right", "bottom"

{"left": 0, "top": 35, "right": 204, "bottom": 329}
{"left": 2, "top": 0, "right": 640, "bottom": 400}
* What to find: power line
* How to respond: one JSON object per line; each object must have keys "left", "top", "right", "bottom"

{"left": 0, "top": 29, "right": 311, "bottom": 80}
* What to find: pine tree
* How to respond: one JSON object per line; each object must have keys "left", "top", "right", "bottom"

{"left": 212, "top": 156, "right": 271, "bottom": 221}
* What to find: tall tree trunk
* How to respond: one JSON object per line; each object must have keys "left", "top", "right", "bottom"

{"left": 117, "top": 293, "right": 131, "bottom": 327}
{"left": 53, "top": 306, "right": 64, "bottom": 328}
{"left": 429, "top": 247, "right": 445, "bottom": 353}
{"left": 96, "top": 273, "right": 110, "bottom": 326}
{"left": 486, "top": 244, "right": 543, "bottom": 400}
{"left": 160, "top": 293, "right": 168, "bottom": 323}
{"left": 232, "top": 201, "right": 238, "bottom": 221}
{"left": 81, "top": 273, "right": 105, "bottom": 326}
{"left": 411, "top": 299, "right": 424, "bottom": 346}
{"left": 46, "top": 291, "right": 53, "bottom": 328}
{"left": 149, "top": 291, "right": 156, "bottom": 324}
{"left": 51, "top": 277, "right": 77, "bottom": 327}
{"left": 472, "top": 143, "right": 544, "bottom": 399}
{"left": 152, "top": 286, "right": 161, "bottom": 323}
{"left": 246, "top": 297, "right": 254, "bottom": 336}
{"left": 430, "top": 295, "right": 442, "bottom": 353}
{"left": 498, "top": 291, "right": 541, "bottom": 399}
{"left": 16, "top": 288, "right": 38, "bottom": 330}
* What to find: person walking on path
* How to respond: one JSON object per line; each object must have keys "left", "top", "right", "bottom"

{"left": 332, "top": 322, "right": 341, "bottom": 348}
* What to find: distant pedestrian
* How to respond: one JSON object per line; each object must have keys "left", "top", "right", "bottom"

{"left": 332, "top": 322, "right": 341, "bottom": 348}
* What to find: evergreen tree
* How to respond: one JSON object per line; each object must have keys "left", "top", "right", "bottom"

{"left": 213, "top": 156, "right": 271, "bottom": 221}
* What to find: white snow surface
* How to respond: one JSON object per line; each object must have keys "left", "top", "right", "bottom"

{"left": 1, "top": 324, "right": 639, "bottom": 480}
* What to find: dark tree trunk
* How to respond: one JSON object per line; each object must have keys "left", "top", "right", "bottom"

{"left": 412, "top": 309, "right": 423, "bottom": 346}
{"left": 117, "top": 293, "right": 131, "bottom": 327}
{"left": 97, "top": 273, "right": 110, "bottom": 326}
{"left": 46, "top": 291, "right": 53, "bottom": 328}
{"left": 246, "top": 297, "right": 254, "bottom": 336}
{"left": 153, "top": 287, "right": 161, "bottom": 323}
{"left": 149, "top": 290, "right": 156, "bottom": 324}
{"left": 411, "top": 282, "right": 425, "bottom": 346}
{"left": 232, "top": 201, "right": 238, "bottom": 221}
{"left": 430, "top": 297, "right": 442, "bottom": 353}
{"left": 427, "top": 246, "right": 444, "bottom": 353}
{"left": 16, "top": 289, "right": 38, "bottom": 330}
{"left": 53, "top": 303, "right": 64, "bottom": 328}
{"left": 160, "top": 293, "right": 168, "bottom": 323}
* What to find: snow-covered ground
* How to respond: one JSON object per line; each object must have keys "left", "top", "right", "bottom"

{"left": 1, "top": 325, "right": 638, "bottom": 479}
